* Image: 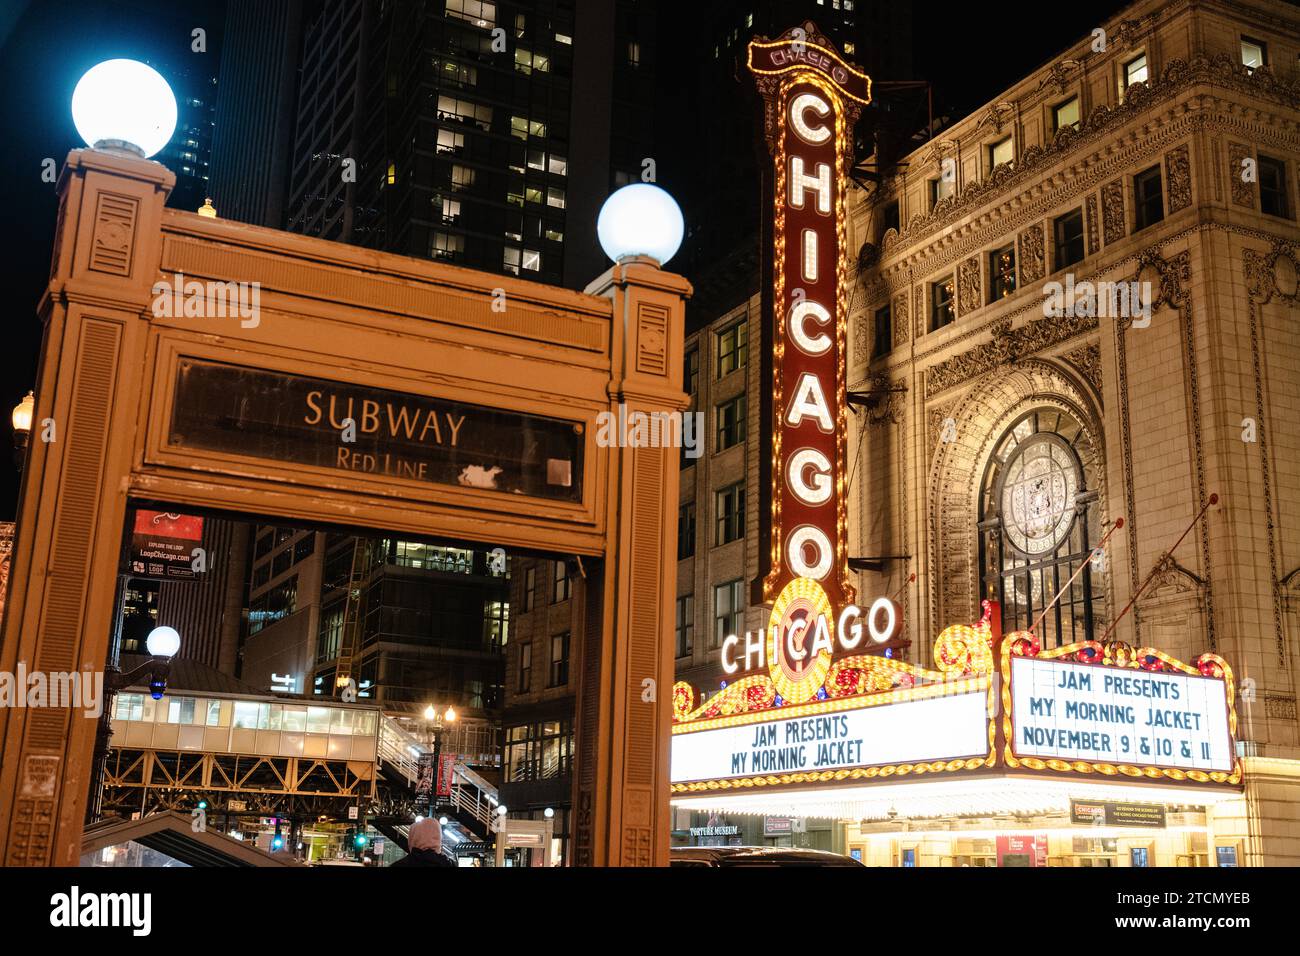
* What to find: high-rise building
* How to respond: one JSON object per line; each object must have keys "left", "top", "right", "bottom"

{"left": 208, "top": 0, "right": 306, "bottom": 228}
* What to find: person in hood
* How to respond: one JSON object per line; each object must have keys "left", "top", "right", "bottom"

{"left": 392, "top": 818, "right": 456, "bottom": 867}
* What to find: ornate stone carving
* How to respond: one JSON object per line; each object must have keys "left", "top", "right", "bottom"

{"left": 873, "top": 55, "right": 1300, "bottom": 256}
{"left": 892, "top": 291, "right": 910, "bottom": 348}
{"left": 1265, "top": 696, "right": 1298, "bottom": 721}
{"left": 1037, "top": 59, "right": 1081, "bottom": 95}
{"left": 1101, "top": 180, "right": 1126, "bottom": 245}
{"left": 853, "top": 307, "right": 871, "bottom": 365}
{"left": 1165, "top": 144, "right": 1191, "bottom": 213}
{"left": 1063, "top": 343, "right": 1102, "bottom": 394}
{"left": 1086, "top": 194, "right": 1100, "bottom": 255}
{"left": 925, "top": 313, "right": 1099, "bottom": 398}
{"left": 927, "top": 403, "right": 956, "bottom": 454}
{"left": 864, "top": 373, "right": 904, "bottom": 427}
{"left": 1146, "top": 553, "right": 1203, "bottom": 595}
{"left": 957, "top": 256, "right": 981, "bottom": 316}
{"left": 1228, "top": 142, "right": 1255, "bottom": 207}
{"left": 1017, "top": 223, "right": 1045, "bottom": 285}
{"left": 914, "top": 286, "right": 925, "bottom": 340}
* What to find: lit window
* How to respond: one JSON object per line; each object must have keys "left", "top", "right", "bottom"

{"left": 504, "top": 247, "right": 521, "bottom": 274}
{"left": 440, "top": 198, "right": 461, "bottom": 222}
{"left": 430, "top": 231, "right": 464, "bottom": 259}
{"left": 527, "top": 149, "right": 545, "bottom": 171}
{"left": 386, "top": 162, "right": 396, "bottom": 184}
{"left": 551, "top": 560, "right": 571, "bottom": 602}
{"left": 1053, "top": 96, "right": 1080, "bottom": 132}
{"left": 530, "top": 119, "right": 546, "bottom": 137}
{"left": 445, "top": 0, "right": 496, "bottom": 29}
{"left": 548, "top": 154, "right": 568, "bottom": 176}
{"left": 546, "top": 186, "right": 566, "bottom": 209}
{"left": 522, "top": 249, "right": 541, "bottom": 272}
{"left": 988, "top": 244, "right": 1017, "bottom": 301}
{"left": 988, "top": 136, "right": 1013, "bottom": 170}
{"left": 844, "top": 42, "right": 855, "bottom": 54}
{"left": 1241, "top": 36, "right": 1266, "bottom": 71}
{"left": 628, "top": 40, "right": 640, "bottom": 67}
{"left": 556, "top": 33, "right": 572, "bottom": 45}
{"left": 716, "top": 320, "right": 747, "bottom": 377}
{"left": 1123, "top": 54, "right": 1148, "bottom": 89}
{"left": 544, "top": 228, "right": 563, "bottom": 242}
{"left": 930, "top": 277, "right": 954, "bottom": 331}
{"left": 930, "top": 176, "right": 954, "bottom": 207}
{"left": 525, "top": 186, "right": 543, "bottom": 204}
{"left": 451, "top": 164, "right": 475, "bottom": 191}
{"left": 436, "top": 129, "right": 465, "bottom": 153}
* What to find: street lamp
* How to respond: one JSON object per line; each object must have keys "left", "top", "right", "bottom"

{"left": 88, "top": 625, "right": 181, "bottom": 823}
{"left": 422, "top": 702, "right": 458, "bottom": 817}
{"left": 71, "top": 59, "right": 177, "bottom": 158}
{"left": 596, "top": 183, "right": 685, "bottom": 267}
{"left": 11, "top": 390, "right": 33, "bottom": 470}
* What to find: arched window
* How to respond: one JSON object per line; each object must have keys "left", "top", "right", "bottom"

{"left": 979, "top": 407, "right": 1104, "bottom": 648}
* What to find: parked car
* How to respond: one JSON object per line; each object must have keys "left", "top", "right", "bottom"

{"left": 671, "top": 846, "right": 863, "bottom": 867}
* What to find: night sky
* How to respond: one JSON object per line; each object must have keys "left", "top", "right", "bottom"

{"left": 0, "top": 0, "right": 1129, "bottom": 520}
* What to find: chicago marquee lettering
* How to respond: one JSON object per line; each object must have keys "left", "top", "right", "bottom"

{"left": 750, "top": 26, "right": 870, "bottom": 608}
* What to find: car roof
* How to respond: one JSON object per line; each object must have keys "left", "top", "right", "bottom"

{"left": 670, "top": 845, "right": 863, "bottom": 866}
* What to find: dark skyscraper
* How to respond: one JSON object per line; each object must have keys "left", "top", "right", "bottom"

{"left": 208, "top": 0, "right": 305, "bottom": 228}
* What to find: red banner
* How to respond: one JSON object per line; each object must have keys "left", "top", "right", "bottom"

{"left": 436, "top": 753, "right": 458, "bottom": 797}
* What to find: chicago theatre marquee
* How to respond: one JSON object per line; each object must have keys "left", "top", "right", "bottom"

{"left": 0, "top": 146, "right": 687, "bottom": 866}
{"left": 669, "top": 19, "right": 1300, "bottom": 867}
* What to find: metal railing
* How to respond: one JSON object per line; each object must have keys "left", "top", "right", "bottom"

{"left": 376, "top": 713, "right": 498, "bottom": 832}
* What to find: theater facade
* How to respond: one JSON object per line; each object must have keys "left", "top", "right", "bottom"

{"left": 670, "top": 3, "right": 1300, "bottom": 867}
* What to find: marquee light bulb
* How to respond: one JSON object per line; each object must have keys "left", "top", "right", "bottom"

{"left": 596, "top": 183, "right": 684, "bottom": 266}
{"left": 71, "top": 59, "right": 178, "bottom": 158}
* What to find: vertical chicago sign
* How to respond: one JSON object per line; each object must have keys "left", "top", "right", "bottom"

{"left": 748, "top": 25, "right": 872, "bottom": 703}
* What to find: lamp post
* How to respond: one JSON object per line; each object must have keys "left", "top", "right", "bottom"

{"left": 596, "top": 183, "right": 685, "bottom": 267}
{"left": 422, "top": 703, "right": 457, "bottom": 818}
{"left": 71, "top": 59, "right": 178, "bottom": 159}
{"left": 11, "top": 391, "right": 33, "bottom": 470}
{"left": 87, "top": 625, "right": 180, "bottom": 823}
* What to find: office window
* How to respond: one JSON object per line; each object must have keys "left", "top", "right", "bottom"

{"left": 1054, "top": 96, "right": 1080, "bottom": 132}
{"left": 1123, "top": 54, "right": 1148, "bottom": 90}
{"left": 430, "top": 231, "right": 463, "bottom": 260}
{"left": 716, "top": 320, "right": 748, "bottom": 377}
{"left": 548, "top": 155, "right": 568, "bottom": 176}
{"left": 873, "top": 304, "right": 892, "bottom": 359}
{"left": 1241, "top": 36, "right": 1266, "bottom": 71}
{"left": 518, "top": 642, "right": 532, "bottom": 692}
{"left": 440, "top": 60, "right": 477, "bottom": 87}
{"left": 436, "top": 129, "right": 465, "bottom": 154}
{"left": 445, "top": 0, "right": 496, "bottom": 28}
{"left": 714, "top": 580, "right": 744, "bottom": 647}
{"left": 514, "top": 47, "right": 550, "bottom": 74}
{"left": 524, "top": 566, "right": 536, "bottom": 611}
{"left": 549, "top": 632, "right": 570, "bottom": 686}
{"left": 1260, "top": 156, "right": 1291, "bottom": 218}
{"left": 526, "top": 148, "right": 545, "bottom": 171}
{"left": 1134, "top": 165, "right": 1164, "bottom": 231}
{"left": 555, "top": 32, "right": 572, "bottom": 44}
{"left": 627, "top": 40, "right": 641, "bottom": 67}
{"left": 989, "top": 244, "right": 1016, "bottom": 300}
{"left": 716, "top": 482, "right": 745, "bottom": 545}
{"left": 716, "top": 394, "right": 746, "bottom": 451}
{"left": 484, "top": 600, "right": 509, "bottom": 648}
{"left": 678, "top": 503, "right": 696, "bottom": 560}
{"left": 676, "top": 594, "right": 694, "bottom": 658}
{"left": 440, "top": 197, "right": 461, "bottom": 222}
{"left": 450, "top": 164, "right": 475, "bottom": 191}
{"left": 930, "top": 176, "right": 954, "bottom": 208}
{"left": 1053, "top": 209, "right": 1085, "bottom": 271}
{"left": 684, "top": 347, "right": 699, "bottom": 395}
{"left": 988, "top": 136, "right": 1014, "bottom": 170}
{"left": 503, "top": 247, "right": 521, "bottom": 274}
{"left": 525, "top": 185, "right": 543, "bottom": 204}
{"left": 546, "top": 187, "right": 566, "bottom": 209}
{"left": 522, "top": 249, "right": 541, "bottom": 272}
{"left": 437, "top": 95, "right": 492, "bottom": 131}
{"left": 930, "top": 277, "right": 955, "bottom": 331}
{"left": 552, "top": 559, "right": 571, "bottom": 603}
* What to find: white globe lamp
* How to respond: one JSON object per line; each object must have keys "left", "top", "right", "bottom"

{"left": 596, "top": 183, "right": 684, "bottom": 267}
{"left": 145, "top": 625, "right": 181, "bottom": 658}
{"left": 71, "top": 59, "right": 178, "bottom": 158}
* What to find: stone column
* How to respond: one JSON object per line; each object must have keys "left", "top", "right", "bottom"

{"left": 0, "top": 149, "right": 174, "bottom": 864}
{"left": 573, "top": 258, "right": 690, "bottom": 866}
